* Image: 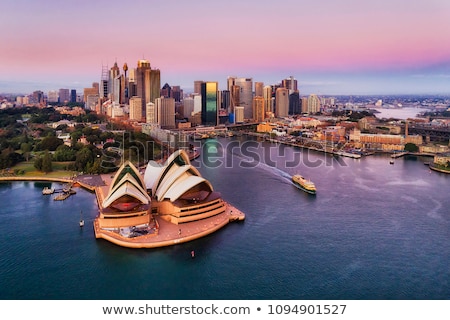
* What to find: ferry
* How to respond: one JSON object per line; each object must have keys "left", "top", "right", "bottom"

{"left": 292, "top": 174, "right": 316, "bottom": 195}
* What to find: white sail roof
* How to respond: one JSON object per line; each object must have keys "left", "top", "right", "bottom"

{"left": 163, "top": 176, "right": 210, "bottom": 202}
{"left": 102, "top": 161, "right": 150, "bottom": 209}
{"left": 102, "top": 181, "right": 150, "bottom": 208}
{"left": 143, "top": 160, "right": 163, "bottom": 193}
{"left": 143, "top": 150, "right": 213, "bottom": 202}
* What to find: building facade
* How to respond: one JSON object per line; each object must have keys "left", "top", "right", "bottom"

{"left": 201, "top": 82, "right": 219, "bottom": 126}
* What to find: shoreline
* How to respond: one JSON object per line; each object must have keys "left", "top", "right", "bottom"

{"left": 429, "top": 164, "right": 450, "bottom": 174}
{"left": 0, "top": 170, "right": 246, "bottom": 249}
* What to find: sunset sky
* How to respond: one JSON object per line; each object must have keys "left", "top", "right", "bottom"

{"left": 1, "top": 0, "right": 450, "bottom": 95}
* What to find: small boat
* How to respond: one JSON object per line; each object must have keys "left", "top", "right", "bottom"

{"left": 390, "top": 160, "right": 395, "bottom": 165}
{"left": 42, "top": 187, "right": 55, "bottom": 195}
{"left": 292, "top": 174, "right": 316, "bottom": 195}
{"left": 54, "top": 192, "right": 70, "bottom": 201}
{"left": 79, "top": 210, "right": 84, "bottom": 227}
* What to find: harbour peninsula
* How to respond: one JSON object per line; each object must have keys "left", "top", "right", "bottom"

{"left": 0, "top": 150, "right": 245, "bottom": 249}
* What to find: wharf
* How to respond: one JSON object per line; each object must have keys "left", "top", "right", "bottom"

{"left": 391, "top": 152, "right": 409, "bottom": 158}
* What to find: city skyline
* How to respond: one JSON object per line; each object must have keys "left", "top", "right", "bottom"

{"left": 1, "top": 0, "right": 450, "bottom": 95}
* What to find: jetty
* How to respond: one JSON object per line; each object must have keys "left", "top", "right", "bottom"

{"left": 391, "top": 151, "right": 409, "bottom": 158}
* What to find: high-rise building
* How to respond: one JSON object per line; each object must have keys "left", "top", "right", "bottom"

{"left": 282, "top": 76, "right": 298, "bottom": 92}
{"left": 47, "top": 90, "right": 59, "bottom": 103}
{"left": 229, "top": 77, "right": 253, "bottom": 120}
{"left": 113, "top": 74, "right": 125, "bottom": 104}
{"left": 136, "top": 59, "right": 161, "bottom": 118}
{"left": 230, "top": 85, "right": 240, "bottom": 114}
{"left": 182, "top": 97, "right": 194, "bottom": 119}
{"left": 171, "top": 86, "right": 182, "bottom": 102}
{"left": 146, "top": 102, "right": 156, "bottom": 124}
{"left": 201, "top": 81, "right": 219, "bottom": 126}
{"left": 289, "top": 91, "right": 300, "bottom": 115}
{"left": 59, "top": 89, "right": 70, "bottom": 103}
{"left": 70, "top": 89, "right": 77, "bottom": 103}
{"left": 161, "top": 83, "right": 171, "bottom": 98}
{"left": 86, "top": 94, "right": 99, "bottom": 111}
{"left": 263, "top": 86, "right": 273, "bottom": 113}
{"left": 275, "top": 88, "right": 289, "bottom": 117}
{"left": 252, "top": 96, "right": 265, "bottom": 122}
{"left": 255, "top": 82, "right": 264, "bottom": 97}
{"left": 83, "top": 86, "right": 98, "bottom": 102}
{"left": 109, "top": 62, "right": 120, "bottom": 100}
{"left": 129, "top": 96, "right": 143, "bottom": 121}
{"left": 31, "top": 91, "right": 44, "bottom": 105}
{"left": 307, "top": 94, "right": 321, "bottom": 114}
{"left": 194, "top": 81, "right": 203, "bottom": 95}
{"left": 301, "top": 97, "right": 308, "bottom": 114}
{"left": 156, "top": 97, "right": 175, "bottom": 129}
{"left": 192, "top": 94, "right": 202, "bottom": 113}
{"left": 100, "top": 65, "right": 109, "bottom": 99}
{"left": 221, "top": 90, "right": 231, "bottom": 112}
{"left": 235, "top": 106, "right": 244, "bottom": 123}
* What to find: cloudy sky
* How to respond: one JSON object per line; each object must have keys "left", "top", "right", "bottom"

{"left": 1, "top": 0, "right": 450, "bottom": 95}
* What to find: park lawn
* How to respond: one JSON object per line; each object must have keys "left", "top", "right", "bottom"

{"left": 12, "top": 162, "right": 77, "bottom": 179}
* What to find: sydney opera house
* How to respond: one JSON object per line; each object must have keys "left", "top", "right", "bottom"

{"left": 94, "top": 149, "right": 244, "bottom": 248}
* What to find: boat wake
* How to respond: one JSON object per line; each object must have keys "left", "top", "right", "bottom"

{"left": 230, "top": 150, "right": 292, "bottom": 183}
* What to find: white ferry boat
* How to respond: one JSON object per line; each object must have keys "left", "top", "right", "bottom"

{"left": 292, "top": 174, "right": 316, "bottom": 195}
{"left": 42, "top": 187, "right": 55, "bottom": 195}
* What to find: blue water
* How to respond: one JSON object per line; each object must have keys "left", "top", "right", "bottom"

{"left": 0, "top": 137, "right": 449, "bottom": 300}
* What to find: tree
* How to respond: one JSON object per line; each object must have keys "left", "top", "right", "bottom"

{"left": 404, "top": 143, "right": 419, "bottom": 152}
{"left": 34, "top": 155, "right": 43, "bottom": 171}
{"left": 41, "top": 150, "right": 53, "bottom": 173}
{"left": 39, "top": 135, "right": 63, "bottom": 151}
{"left": 74, "top": 147, "right": 93, "bottom": 172}
{"left": 20, "top": 142, "right": 32, "bottom": 161}
{"left": 53, "top": 144, "right": 76, "bottom": 161}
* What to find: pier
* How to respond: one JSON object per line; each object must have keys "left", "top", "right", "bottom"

{"left": 391, "top": 151, "right": 409, "bottom": 158}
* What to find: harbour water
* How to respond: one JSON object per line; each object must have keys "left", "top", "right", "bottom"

{"left": 0, "top": 136, "right": 449, "bottom": 300}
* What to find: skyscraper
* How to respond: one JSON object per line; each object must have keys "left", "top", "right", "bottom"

{"left": 282, "top": 76, "right": 298, "bottom": 92}
{"left": 194, "top": 81, "right": 203, "bottom": 95}
{"left": 255, "top": 82, "right": 264, "bottom": 97}
{"left": 109, "top": 62, "right": 120, "bottom": 100}
{"left": 100, "top": 65, "right": 109, "bottom": 99}
{"left": 275, "top": 88, "right": 289, "bottom": 118}
{"left": 136, "top": 59, "right": 161, "bottom": 119}
{"left": 289, "top": 91, "right": 300, "bottom": 115}
{"left": 263, "top": 85, "right": 273, "bottom": 113}
{"left": 229, "top": 77, "right": 253, "bottom": 120}
{"left": 156, "top": 97, "right": 175, "bottom": 129}
{"left": 252, "top": 96, "right": 265, "bottom": 122}
{"left": 201, "top": 82, "right": 219, "bottom": 126}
